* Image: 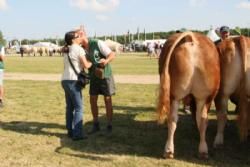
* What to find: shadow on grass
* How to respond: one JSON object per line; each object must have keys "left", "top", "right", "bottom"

{"left": 55, "top": 105, "right": 250, "bottom": 166}
{"left": 0, "top": 106, "right": 249, "bottom": 166}
{"left": 55, "top": 107, "right": 166, "bottom": 161}
{"left": 0, "top": 120, "right": 113, "bottom": 161}
{"left": 0, "top": 121, "right": 65, "bottom": 137}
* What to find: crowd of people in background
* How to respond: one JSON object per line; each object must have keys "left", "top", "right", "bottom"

{"left": 147, "top": 41, "right": 163, "bottom": 59}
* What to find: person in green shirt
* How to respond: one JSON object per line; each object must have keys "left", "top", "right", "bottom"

{"left": 0, "top": 45, "right": 5, "bottom": 107}
{"left": 76, "top": 26, "right": 116, "bottom": 134}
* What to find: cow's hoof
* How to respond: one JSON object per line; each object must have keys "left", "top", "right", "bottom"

{"left": 198, "top": 152, "right": 209, "bottom": 160}
{"left": 163, "top": 151, "right": 174, "bottom": 159}
{"left": 213, "top": 143, "right": 224, "bottom": 149}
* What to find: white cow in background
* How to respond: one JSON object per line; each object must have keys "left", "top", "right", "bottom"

{"left": 104, "top": 39, "right": 123, "bottom": 53}
{"left": 33, "top": 42, "right": 60, "bottom": 56}
{"left": 19, "top": 42, "right": 61, "bottom": 57}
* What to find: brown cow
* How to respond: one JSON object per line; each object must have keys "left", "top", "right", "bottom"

{"left": 214, "top": 36, "right": 250, "bottom": 147}
{"left": 157, "top": 32, "right": 220, "bottom": 159}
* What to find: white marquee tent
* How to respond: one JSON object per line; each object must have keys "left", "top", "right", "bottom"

{"left": 207, "top": 28, "right": 220, "bottom": 42}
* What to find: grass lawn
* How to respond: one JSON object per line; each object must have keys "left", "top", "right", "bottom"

{"left": 4, "top": 53, "right": 158, "bottom": 75}
{"left": 0, "top": 80, "right": 249, "bottom": 167}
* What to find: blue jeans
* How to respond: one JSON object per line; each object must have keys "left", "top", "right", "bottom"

{"left": 61, "top": 80, "right": 84, "bottom": 137}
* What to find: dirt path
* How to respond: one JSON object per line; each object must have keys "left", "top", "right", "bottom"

{"left": 4, "top": 72, "right": 159, "bottom": 84}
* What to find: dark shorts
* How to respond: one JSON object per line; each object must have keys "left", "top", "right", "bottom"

{"left": 89, "top": 76, "right": 116, "bottom": 96}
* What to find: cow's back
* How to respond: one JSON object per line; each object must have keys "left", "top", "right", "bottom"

{"left": 166, "top": 33, "right": 220, "bottom": 100}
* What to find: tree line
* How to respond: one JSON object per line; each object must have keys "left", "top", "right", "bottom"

{"left": 1, "top": 27, "right": 250, "bottom": 46}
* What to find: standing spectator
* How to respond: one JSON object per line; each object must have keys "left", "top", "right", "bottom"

{"left": 147, "top": 42, "right": 156, "bottom": 59}
{"left": 20, "top": 46, "right": 24, "bottom": 57}
{"left": 155, "top": 41, "right": 161, "bottom": 58}
{"left": 219, "top": 26, "right": 230, "bottom": 40}
{"left": 76, "top": 26, "right": 116, "bottom": 134}
{"left": 0, "top": 44, "right": 5, "bottom": 107}
{"left": 61, "top": 31, "right": 92, "bottom": 140}
{"left": 214, "top": 26, "right": 230, "bottom": 45}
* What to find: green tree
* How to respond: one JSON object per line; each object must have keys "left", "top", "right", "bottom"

{"left": 234, "top": 27, "right": 241, "bottom": 35}
{"left": 21, "top": 39, "right": 30, "bottom": 45}
{"left": 0, "top": 31, "right": 6, "bottom": 46}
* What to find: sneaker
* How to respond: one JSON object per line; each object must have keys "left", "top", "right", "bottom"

{"left": 106, "top": 125, "right": 112, "bottom": 133}
{"left": 101, "top": 125, "right": 112, "bottom": 137}
{"left": 67, "top": 131, "right": 73, "bottom": 138}
{"left": 72, "top": 135, "right": 88, "bottom": 141}
{"left": 88, "top": 122, "right": 100, "bottom": 134}
{"left": 97, "top": 125, "right": 112, "bottom": 137}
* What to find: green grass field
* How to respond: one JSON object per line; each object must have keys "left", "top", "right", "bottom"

{"left": 4, "top": 53, "right": 158, "bottom": 75}
{"left": 0, "top": 54, "right": 249, "bottom": 167}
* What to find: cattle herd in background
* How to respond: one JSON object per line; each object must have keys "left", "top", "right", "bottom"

{"left": 5, "top": 42, "right": 63, "bottom": 57}
{"left": 19, "top": 43, "right": 62, "bottom": 57}
{"left": 5, "top": 39, "right": 124, "bottom": 57}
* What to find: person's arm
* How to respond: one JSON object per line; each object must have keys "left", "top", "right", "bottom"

{"left": 0, "top": 47, "right": 5, "bottom": 61}
{"left": 0, "top": 55, "right": 3, "bottom": 61}
{"left": 80, "top": 55, "right": 92, "bottom": 69}
{"left": 99, "top": 52, "right": 115, "bottom": 67}
{"left": 97, "top": 40, "right": 115, "bottom": 67}
{"left": 78, "top": 47, "right": 92, "bottom": 69}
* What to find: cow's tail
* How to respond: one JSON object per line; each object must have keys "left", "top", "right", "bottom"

{"left": 238, "top": 36, "right": 250, "bottom": 140}
{"left": 157, "top": 31, "right": 197, "bottom": 124}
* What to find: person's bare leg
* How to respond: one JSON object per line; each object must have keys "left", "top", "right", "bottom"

{"left": 104, "top": 96, "right": 113, "bottom": 132}
{"left": 90, "top": 95, "right": 99, "bottom": 122}
{"left": 89, "top": 95, "right": 100, "bottom": 134}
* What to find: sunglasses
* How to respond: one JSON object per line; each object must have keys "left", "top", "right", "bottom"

{"left": 74, "top": 34, "right": 80, "bottom": 39}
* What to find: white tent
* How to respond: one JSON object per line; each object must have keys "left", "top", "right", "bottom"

{"left": 33, "top": 42, "right": 59, "bottom": 47}
{"left": 207, "top": 28, "right": 220, "bottom": 42}
{"left": 143, "top": 39, "right": 166, "bottom": 47}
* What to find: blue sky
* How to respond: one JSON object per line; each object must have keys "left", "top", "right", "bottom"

{"left": 0, "top": 0, "right": 250, "bottom": 40}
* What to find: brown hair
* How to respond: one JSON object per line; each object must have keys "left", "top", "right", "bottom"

{"left": 64, "top": 31, "right": 77, "bottom": 46}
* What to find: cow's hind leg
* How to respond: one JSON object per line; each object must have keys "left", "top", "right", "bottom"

{"left": 196, "top": 99, "right": 210, "bottom": 159}
{"left": 214, "top": 96, "right": 228, "bottom": 148}
{"left": 164, "top": 100, "right": 179, "bottom": 159}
